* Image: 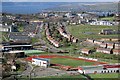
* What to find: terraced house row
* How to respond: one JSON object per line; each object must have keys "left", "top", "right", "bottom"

{"left": 45, "top": 23, "right": 78, "bottom": 47}
{"left": 86, "top": 39, "right": 120, "bottom": 55}
{"left": 57, "top": 24, "right": 78, "bottom": 43}
{"left": 45, "top": 24, "right": 59, "bottom": 47}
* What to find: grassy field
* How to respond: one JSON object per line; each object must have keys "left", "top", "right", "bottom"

{"left": 68, "top": 24, "right": 118, "bottom": 39}
{"left": 45, "top": 73, "right": 119, "bottom": 79}
{"left": 19, "top": 73, "right": 119, "bottom": 80}
{"left": 42, "top": 74, "right": 87, "bottom": 79}
{"left": 100, "top": 17, "right": 115, "bottom": 21}
{"left": 85, "top": 52, "right": 119, "bottom": 63}
{"left": 89, "top": 73, "right": 119, "bottom": 79}
{"left": 50, "top": 58, "right": 95, "bottom": 67}
{"left": 19, "top": 74, "right": 87, "bottom": 80}
{"left": 55, "top": 53, "right": 118, "bottom": 64}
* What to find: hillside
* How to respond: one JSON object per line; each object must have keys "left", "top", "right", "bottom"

{"left": 45, "top": 2, "right": 118, "bottom": 12}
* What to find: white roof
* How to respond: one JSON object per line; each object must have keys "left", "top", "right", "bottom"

{"left": 4, "top": 45, "right": 32, "bottom": 47}
{"left": 8, "top": 50, "right": 24, "bottom": 53}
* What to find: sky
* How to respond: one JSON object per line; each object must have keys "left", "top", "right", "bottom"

{"left": 2, "top": 0, "right": 120, "bottom": 2}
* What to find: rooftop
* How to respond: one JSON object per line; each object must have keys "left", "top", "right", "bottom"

{"left": 33, "top": 58, "right": 50, "bottom": 62}
{"left": 8, "top": 50, "right": 24, "bottom": 53}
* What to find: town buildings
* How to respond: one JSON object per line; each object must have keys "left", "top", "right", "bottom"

{"left": 96, "top": 48, "right": 113, "bottom": 54}
{"left": 81, "top": 48, "right": 92, "bottom": 54}
{"left": 90, "top": 21, "right": 114, "bottom": 26}
{"left": 78, "top": 64, "right": 120, "bottom": 74}
{"left": 0, "top": 24, "right": 18, "bottom": 32}
{"left": 32, "top": 58, "right": 50, "bottom": 68}
{"left": 86, "top": 39, "right": 119, "bottom": 55}
{"left": 8, "top": 32, "right": 31, "bottom": 44}
{"left": 57, "top": 25, "right": 78, "bottom": 43}
{"left": 45, "top": 24, "right": 60, "bottom": 47}
{"left": 113, "top": 49, "right": 120, "bottom": 55}
{"left": 99, "top": 29, "right": 120, "bottom": 35}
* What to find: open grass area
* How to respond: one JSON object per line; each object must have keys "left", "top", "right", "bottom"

{"left": 89, "top": 73, "right": 119, "bottom": 79}
{"left": 55, "top": 53, "right": 118, "bottom": 64}
{"left": 19, "top": 74, "right": 87, "bottom": 80}
{"left": 51, "top": 58, "right": 95, "bottom": 67}
{"left": 68, "top": 24, "right": 118, "bottom": 39}
{"left": 42, "top": 74, "right": 86, "bottom": 79}
{"left": 100, "top": 17, "right": 115, "bottom": 21}
{"left": 85, "top": 52, "right": 119, "bottom": 63}
{"left": 23, "top": 50, "right": 45, "bottom": 55}
{"left": 18, "top": 72, "right": 119, "bottom": 80}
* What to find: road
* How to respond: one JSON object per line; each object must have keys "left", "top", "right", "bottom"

{"left": 34, "top": 23, "right": 62, "bottom": 53}
{"left": 30, "top": 67, "right": 67, "bottom": 78}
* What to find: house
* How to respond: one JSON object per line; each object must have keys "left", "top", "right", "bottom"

{"left": 100, "top": 38, "right": 111, "bottom": 41}
{"left": 30, "top": 20, "right": 43, "bottom": 23}
{"left": 69, "top": 17, "right": 80, "bottom": 25}
{"left": 94, "top": 40, "right": 103, "bottom": 45}
{"left": 77, "top": 13, "right": 98, "bottom": 22}
{"left": 86, "top": 39, "right": 94, "bottom": 43}
{"left": 46, "top": 35, "right": 59, "bottom": 47}
{"left": 57, "top": 26, "right": 78, "bottom": 43}
{"left": 107, "top": 42, "right": 115, "bottom": 49}
{"left": 100, "top": 43, "right": 107, "bottom": 48}
{"left": 72, "top": 37, "right": 78, "bottom": 43}
{"left": 57, "top": 27, "right": 70, "bottom": 39}
{"left": 113, "top": 49, "right": 120, "bottom": 55}
{"left": 81, "top": 48, "right": 92, "bottom": 54}
{"left": 32, "top": 58, "right": 50, "bottom": 68}
{"left": 111, "top": 38, "right": 120, "bottom": 42}
{"left": 114, "top": 43, "right": 120, "bottom": 49}
{"left": 100, "top": 29, "right": 115, "bottom": 35}
{"left": 45, "top": 29, "right": 51, "bottom": 36}
{"left": 45, "top": 28, "right": 59, "bottom": 47}
{"left": 65, "top": 13, "right": 74, "bottom": 18}
{"left": 96, "top": 48, "right": 113, "bottom": 54}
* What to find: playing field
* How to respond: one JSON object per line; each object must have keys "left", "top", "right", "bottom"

{"left": 51, "top": 58, "right": 94, "bottom": 67}
{"left": 26, "top": 54, "right": 107, "bottom": 67}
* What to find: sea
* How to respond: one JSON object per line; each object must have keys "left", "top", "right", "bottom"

{"left": 1, "top": 2, "right": 112, "bottom": 15}
{"left": 1, "top": 2, "right": 66, "bottom": 14}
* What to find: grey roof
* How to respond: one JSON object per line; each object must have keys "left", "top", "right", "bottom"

{"left": 80, "top": 65, "right": 103, "bottom": 70}
{"left": 24, "top": 24, "right": 36, "bottom": 32}
{"left": 9, "top": 32, "right": 30, "bottom": 41}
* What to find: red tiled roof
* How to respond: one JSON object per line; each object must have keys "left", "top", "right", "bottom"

{"left": 113, "top": 49, "right": 120, "bottom": 52}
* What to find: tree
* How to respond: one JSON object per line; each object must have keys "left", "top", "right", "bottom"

{"left": 107, "top": 13, "right": 110, "bottom": 17}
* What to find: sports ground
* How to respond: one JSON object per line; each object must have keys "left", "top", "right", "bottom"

{"left": 26, "top": 54, "right": 107, "bottom": 69}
